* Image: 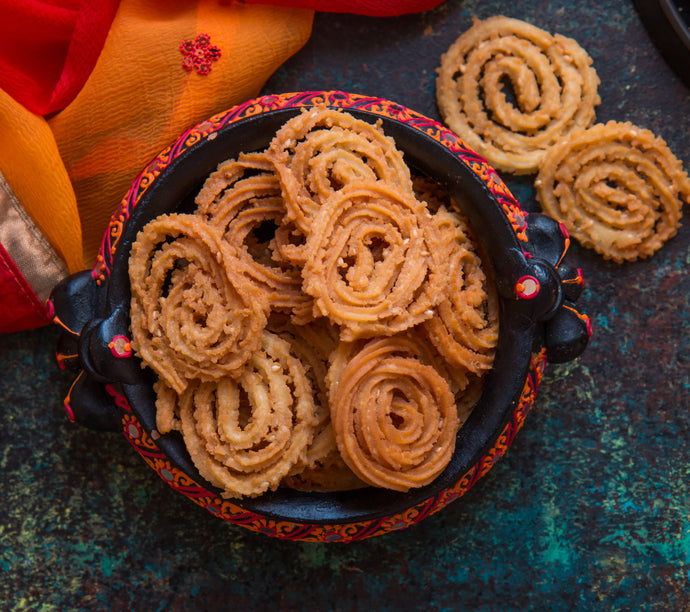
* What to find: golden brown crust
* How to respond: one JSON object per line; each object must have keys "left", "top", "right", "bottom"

{"left": 436, "top": 16, "right": 600, "bottom": 174}
{"left": 130, "top": 108, "right": 498, "bottom": 498}
{"left": 535, "top": 120, "right": 690, "bottom": 262}
{"left": 330, "top": 335, "right": 459, "bottom": 492}
{"left": 267, "top": 106, "right": 413, "bottom": 262}
{"left": 302, "top": 180, "right": 450, "bottom": 340}
{"left": 179, "top": 331, "right": 318, "bottom": 499}
{"left": 270, "top": 317, "right": 341, "bottom": 475}
{"left": 195, "top": 152, "right": 313, "bottom": 324}
{"left": 128, "top": 213, "right": 268, "bottom": 394}
{"left": 422, "top": 207, "right": 499, "bottom": 377}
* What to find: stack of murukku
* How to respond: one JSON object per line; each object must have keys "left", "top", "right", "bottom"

{"left": 437, "top": 15, "right": 690, "bottom": 261}
{"left": 129, "top": 107, "right": 499, "bottom": 498}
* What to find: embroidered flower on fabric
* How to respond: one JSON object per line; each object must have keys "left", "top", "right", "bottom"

{"left": 180, "top": 33, "right": 221, "bottom": 75}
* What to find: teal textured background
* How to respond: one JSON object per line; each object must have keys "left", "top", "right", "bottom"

{"left": 2, "top": 0, "right": 689, "bottom": 609}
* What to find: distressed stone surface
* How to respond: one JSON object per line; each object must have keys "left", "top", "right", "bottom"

{"left": 1, "top": 0, "right": 689, "bottom": 609}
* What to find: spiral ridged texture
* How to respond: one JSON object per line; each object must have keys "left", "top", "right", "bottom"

{"left": 130, "top": 107, "right": 501, "bottom": 497}
{"left": 436, "top": 16, "right": 600, "bottom": 174}
{"left": 302, "top": 181, "right": 449, "bottom": 340}
{"left": 195, "top": 152, "right": 313, "bottom": 323}
{"left": 273, "top": 318, "right": 340, "bottom": 470}
{"left": 273, "top": 318, "right": 366, "bottom": 491}
{"left": 330, "top": 336, "right": 458, "bottom": 492}
{"left": 423, "top": 207, "right": 499, "bottom": 380}
{"left": 178, "top": 331, "right": 318, "bottom": 498}
{"left": 536, "top": 121, "right": 690, "bottom": 262}
{"left": 128, "top": 213, "right": 268, "bottom": 394}
{"left": 268, "top": 106, "right": 413, "bottom": 238}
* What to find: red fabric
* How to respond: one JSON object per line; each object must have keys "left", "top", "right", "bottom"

{"left": 0, "top": 0, "right": 119, "bottom": 116}
{"left": 243, "top": 0, "right": 445, "bottom": 16}
{"left": 0, "top": 242, "right": 51, "bottom": 333}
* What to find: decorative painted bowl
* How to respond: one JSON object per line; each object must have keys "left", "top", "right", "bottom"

{"left": 48, "top": 91, "right": 591, "bottom": 543}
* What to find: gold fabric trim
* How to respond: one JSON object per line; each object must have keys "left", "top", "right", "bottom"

{"left": 0, "top": 171, "right": 68, "bottom": 301}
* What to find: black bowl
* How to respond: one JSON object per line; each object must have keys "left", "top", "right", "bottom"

{"left": 49, "top": 91, "right": 590, "bottom": 542}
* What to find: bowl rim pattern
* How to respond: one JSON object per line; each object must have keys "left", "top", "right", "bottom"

{"left": 80, "top": 90, "right": 550, "bottom": 542}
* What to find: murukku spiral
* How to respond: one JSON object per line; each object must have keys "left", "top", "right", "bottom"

{"left": 178, "top": 331, "right": 318, "bottom": 499}
{"left": 422, "top": 207, "right": 499, "bottom": 379}
{"left": 269, "top": 317, "right": 342, "bottom": 471}
{"left": 330, "top": 335, "right": 458, "bottom": 492}
{"left": 268, "top": 106, "right": 413, "bottom": 237}
{"left": 129, "top": 213, "right": 268, "bottom": 394}
{"left": 436, "top": 16, "right": 600, "bottom": 174}
{"left": 274, "top": 315, "right": 366, "bottom": 491}
{"left": 535, "top": 121, "right": 690, "bottom": 262}
{"left": 302, "top": 180, "right": 450, "bottom": 340}
{"left": 195, "top": 153, "right": 313, "bottom": 324}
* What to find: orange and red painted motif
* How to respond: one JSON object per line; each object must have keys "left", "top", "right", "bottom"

{"left": 97, "top": 91, "right": 541, "bottom": 542}
{"left": 114, "top": 350, "right": 547, "bottom": 543}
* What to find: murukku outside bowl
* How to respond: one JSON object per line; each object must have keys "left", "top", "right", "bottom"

{"left": 48, "top": 91, "right": 591, "bottom": 543}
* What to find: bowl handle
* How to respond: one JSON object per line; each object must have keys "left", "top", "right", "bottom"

{"left": 521, "top": 213, "right": 592, "bottom": 363}
{"left": 48, "top": 271, "right": 132, "bottom": 431}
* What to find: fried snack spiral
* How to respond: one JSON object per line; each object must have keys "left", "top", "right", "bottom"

{"left": 302, "top": 181, "right": 449, "bottom": 340}
{"left": 194, "top": 151, "right": 277, "bottom": 213}
{"left": 178, "top": 331, "right": 318, "bottom": 499}
{"left": 268, "top": 107, "right": 413, "bottom": 235}
{"left": 535, "top": 121, "right": 690, "bottom": 262}
{"left": 272, "top": 318, "right": 340, "bottom": 468}
{"left": 422, "top": 207, "right": 499, "bottom": 379}
{"left": 437, "top": 16, "right": 600, "bottom": 174}
{"left": 195, "top": 152, "right": 313, "bottom": 323}
{"left": 274, "top": 318, "right": 365, "bottom": 491}
{"left": 330, "top": 335, "right": 458, "bottom": 492}
{"left": 129, "top": 213, "right": 268, "bottom": 394}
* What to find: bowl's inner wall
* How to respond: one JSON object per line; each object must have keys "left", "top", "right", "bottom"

{"left": 110, "top": 106, "right": 537, "bottom": 523}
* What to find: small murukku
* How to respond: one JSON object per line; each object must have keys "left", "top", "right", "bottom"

{"left": 327, "top": 326, "right": 482, "bottom": 432}
{"left": 330, "top": 335, "right": 458, "bottom": 492}
{"left": 271, "top": 317, "right": 340, "bottom": 470}
{"left": 195, "top": 153, "right": 313, "bottom": 324}
{"left": 535, "top": 120, "right": 690, "bottom": 262}
{"left": 266, "top": 316, "right": 365, "bottom": 492}
{"left": 422, "top": 207, "right": 499, "bottom": 378}
{"left": 436, "top": 15, "right": 600, "bottom": 174}
{"left": 178, "top": 331, "right": 318, "bottom": 499}
{"left": 268, "top": 107, "right": 413, "bottom": 238}
{"left": 302, "top": 180, "right": 450, "bottom": 340}
{"left": 129, "top": 213, "right": 268, "bottom": 394}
